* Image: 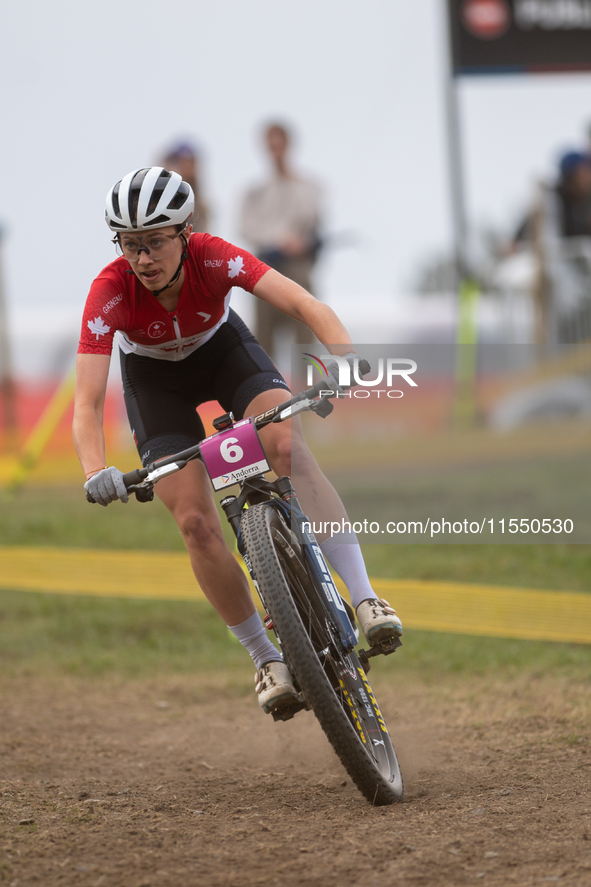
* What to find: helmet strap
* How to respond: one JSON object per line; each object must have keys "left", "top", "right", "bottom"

{"left": 151, "top": 233, "right": 188, "bottom": 299}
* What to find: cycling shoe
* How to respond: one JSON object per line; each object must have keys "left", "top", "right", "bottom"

{"left": 255, "top": 661, "right": 300, "bottom": 714}
{"left": 356, "top": 598, "right": 403, "bottom": 647}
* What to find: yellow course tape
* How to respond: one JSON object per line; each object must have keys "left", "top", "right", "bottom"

{"left": 369, "top": 578, "right": 591, "bottom": 646}
{"left": 0, "top": 546, "right": 590, "bottom": 645}
{"left": 2, "top": 368, "right": 77, "bottom": 492}
{"left": 0, "top": 547, "right": 203, "bottom": 602}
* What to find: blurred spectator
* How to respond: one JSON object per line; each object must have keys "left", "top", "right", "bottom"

{"left": 239, "top": 122, "right": 323, "bottom": 357}
{"left": 510, "top": 150, "right": 591, "bottom": 250}
{"left": 555, "top": 151, "right": 591, "bottom": 238}
{"left": 161, "top": 140, "right": 210, "bottom": 232}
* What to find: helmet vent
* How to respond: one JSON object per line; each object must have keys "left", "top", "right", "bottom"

{"left": 130, "top": 168, "right": 150, "bottom": 191}
{"left": 144, "top": 214, "right": 171, "bottom": 227}
{"left": 146, "top": 170, "right": 172, "bottom": 216}
{"left": 168, "top": 182, "right": 191, "bottom": 211}
{"left": 111, "top": 185, "right": 121, "bottom": 220}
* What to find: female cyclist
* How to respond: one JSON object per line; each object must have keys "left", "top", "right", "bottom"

{"left": 73, "top": 167, "right": 402, "bottom": 713}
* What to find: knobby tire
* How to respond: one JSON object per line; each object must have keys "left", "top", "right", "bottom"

{"left": 241, "top": 502, "right": 403, "bottom": 805}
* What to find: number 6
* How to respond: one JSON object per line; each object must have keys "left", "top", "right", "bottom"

{"left": 220, "top": 437, "right": 244, "bottom": 463}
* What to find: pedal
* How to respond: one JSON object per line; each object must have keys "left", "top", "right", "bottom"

{"left": 271, "top": 698, "right": 308, "bottom": 722}
{"left": 358, "top": 636, "right": 402, "bottom": 671}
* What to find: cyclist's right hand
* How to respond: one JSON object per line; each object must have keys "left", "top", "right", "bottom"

{"left": 84, "top": 466, "right": 129, "bottom": 506}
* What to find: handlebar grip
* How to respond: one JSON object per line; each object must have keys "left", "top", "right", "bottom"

{"left": 122, "top": 468, "right": 147, "bottom": 488}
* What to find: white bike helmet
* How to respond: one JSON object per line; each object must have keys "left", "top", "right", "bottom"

{"left": 105, "top": 167, "right": 194, "bottom": 232}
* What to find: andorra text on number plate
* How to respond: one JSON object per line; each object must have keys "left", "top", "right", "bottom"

{"left": 200, "top": 419, "right": 270, "bottom": 491}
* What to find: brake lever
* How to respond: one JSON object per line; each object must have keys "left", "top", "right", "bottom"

{"left": 127, "top": 458, "right": 187, "bottom": 501}
{"left": 312, "top": 397, "right": 334, "bottom": 418}
{"left": 128, "top": 484, "right": 154, "bottom": 503}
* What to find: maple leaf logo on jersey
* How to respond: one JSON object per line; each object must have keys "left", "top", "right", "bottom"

{"left": 87, "top": 317, "right": 110, "bottom": 340}
{"left": 148, "top": 321, "right": 166, "bottom": 338}
{"left": 227, "top": 256, "right": 245, "bottom": 279}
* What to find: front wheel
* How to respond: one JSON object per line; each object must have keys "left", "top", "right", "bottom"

{"left": 241, "top": 502, "right": 403, "bottom": 805}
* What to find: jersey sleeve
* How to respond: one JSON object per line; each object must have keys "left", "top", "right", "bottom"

{"left": 78, "top": 275, "right": 128, "bottom": 356}
{"left": 195, "top": 234, "right": 270, "bottom": 297}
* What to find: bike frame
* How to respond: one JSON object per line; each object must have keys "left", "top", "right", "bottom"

{"left": 109, "top": 369, "right": 398, "bottom": 669}
{"left": 218, "top": 474, "right": 358, "bottom": 652}
{"left": 115, "top": 378, "right": 360, "bottom": 651}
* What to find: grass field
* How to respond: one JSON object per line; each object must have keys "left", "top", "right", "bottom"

{"left": 1, "top": 586, "right": 590, "bottom": 684}
{"left": 1, "top": 483, "right": 590, "bottom": 685}
{"left": 2, "top": 484, "right": 591, "bottom": 590}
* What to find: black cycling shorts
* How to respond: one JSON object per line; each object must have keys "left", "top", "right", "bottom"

{"left": 120, "top": 309, "right": 291, "bottom": 465}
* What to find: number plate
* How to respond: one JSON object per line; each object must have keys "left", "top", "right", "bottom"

{"left": 200, "top": 418, "right": 270, "bottom": 491}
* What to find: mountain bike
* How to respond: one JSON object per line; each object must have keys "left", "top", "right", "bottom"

{"left": 89, "top": 373, "right": 404, "bottom": 805}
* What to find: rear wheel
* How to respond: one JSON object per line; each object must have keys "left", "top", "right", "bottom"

{"left": 241, "top": 502, "right": 403, "bottom": 805}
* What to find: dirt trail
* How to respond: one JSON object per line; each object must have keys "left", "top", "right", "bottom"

{"left": 1, "top": 670, "right": 590, "bottom": 887}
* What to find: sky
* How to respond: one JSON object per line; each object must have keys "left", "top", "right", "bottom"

{"left": 1, "top": 0, "right": 591, "bottom": 377}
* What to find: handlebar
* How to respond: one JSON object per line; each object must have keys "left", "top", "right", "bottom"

{"left": 86, "top": 356, "right": 371, "bottom": 503}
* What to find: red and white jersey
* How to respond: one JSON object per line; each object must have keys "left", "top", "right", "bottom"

{"left": 78, "top": 233, "right": 270, "bottom": 361}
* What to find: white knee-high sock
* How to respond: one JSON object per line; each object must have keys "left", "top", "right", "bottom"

{"left": 227, "top": 611, "right": 282, "bottom": 671}
{"left": 320, "top": 533, "right": 377, "bottom": 610}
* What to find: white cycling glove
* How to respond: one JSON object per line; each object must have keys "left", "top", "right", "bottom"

{"left": 323, "top": 352, "right": 361, "bottom": 394}
{"left": 84, "top": 466, "right": 129, "bottom": 507}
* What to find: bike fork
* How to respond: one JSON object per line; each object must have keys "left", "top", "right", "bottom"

{"left": 218, "top": 483, "right": 314, "bottom": 722}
